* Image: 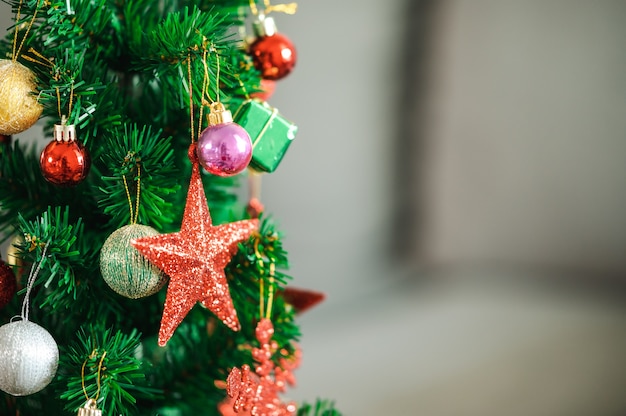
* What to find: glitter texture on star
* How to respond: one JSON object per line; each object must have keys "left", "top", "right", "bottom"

{"left": 132, "top": 161, "right": 258, "bottom": 346}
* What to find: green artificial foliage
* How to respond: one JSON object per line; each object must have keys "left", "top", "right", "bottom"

{"left": 297, "top": 400, "right": 342, "bottom": 416}
{"left": 0, "top": 1, "right": 341, "bottom": 415}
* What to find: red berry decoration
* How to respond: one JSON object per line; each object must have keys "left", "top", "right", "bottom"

{"left": 0, "top": 260, "right": 17, "bottom": 309}
{"left": 40, "top": 122, "right": 90, "bottom": 186}
{"left": 249, "top": 16, "right": 296, "bottom": 81}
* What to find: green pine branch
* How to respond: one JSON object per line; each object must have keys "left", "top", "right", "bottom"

{"left": 298, "top": 399, "right": 343, "bottom": 416}
{"left": 0, "top": 0, "right": 339, "bottom": 413}
{"left": 98, "top": 123, "right": 181, "bottom": 231}
{"left": 14, "top": 207, "right": 100, "bottom": 318}
{"left": 58, "top": 325, "right": 160, "bottom": 416}
{"left": 0, "top": 142, "right": 99, "bottom": 237}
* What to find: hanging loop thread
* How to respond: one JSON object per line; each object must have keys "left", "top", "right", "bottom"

{"left": 20, "top": 239, "right": 50, "bottom": 321}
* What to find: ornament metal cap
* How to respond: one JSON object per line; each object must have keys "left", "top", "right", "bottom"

{"left": 77, "top": 399, "right": 102, "bottom": 416}
{"left": 253, "top": 15, "right": 277, "bottom": 37}
{"left": 54, "top": 116, "right": 76, "bottom": 142}
{"left": 207, "top": 102, "right": 233, "bottom": 126}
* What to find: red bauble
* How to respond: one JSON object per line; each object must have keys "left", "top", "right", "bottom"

{"left": 249, "top": 17, "right": 296, "bottom": 81}
{"left": 250, "top": 34, "right": 296, "bottom": 80}
{"left": 0, "top": 134, "right": 11, "bottom": 145}
{"left": 40, "top": 132, "right": 90, "bottom": 187}
{"left": 0, "top": 260, "right": 17, "bottom": 309}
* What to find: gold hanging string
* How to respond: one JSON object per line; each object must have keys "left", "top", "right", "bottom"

{"left": 81, "top": 350, "right": 107, "bottom": 403}
{"left": 55, "top": 83, "right": 74, "bottom": 120}
{"left": 12, "top": 0, "right": 43, "bottom": 61}
{"left": 249, "top": 0, "right": 259, "bottom": 16}
{"left": 68, "top": 81, "right": 74, "bottom": 117}
{"left": 122, "top": 161, "right": 141, "bottom": 225}
{"left": 266, "top": 261, "right": 275, "bottom": 319}
{"left": 11, "top": 0, "right": 23, "bottom": 60}
{"left": 22, "top": 47, "right": 53, "bottom": 67}
{"left": 265, "top": 2, "right": 297, "bottom": 15}
{"left": 54, "top": 81, "right": 74, "bottom": 122}
{"left": 33, "top": 46, "right": 73, "bottom": 122}
{"left": 235, "top": 76, "right": 251, "bottom": 101}
{"left": 250, "top": 0, "right": 297, "bottom": 16}
{"left": 198, "top": 46, "right": 211, "bottom": 139}
{"left": 187, "top": 54, "right": 195, "bottom": 143}
{"left": 134, "top": 164, "right": 141, "bottom": 224}
{"left": 212, "top": 44, "right": 221, "bottom": 104}
{"left": 254, "top": 238, "right": 275, "bottom": 320}
{"left": 254, "top": 238, "right": 265, "bottom": 318}
{"left": 56, "top": 88, "right": 62, "bottom": 119}
{"left": 202, "top": 53, "right": 211, "bottom": 99}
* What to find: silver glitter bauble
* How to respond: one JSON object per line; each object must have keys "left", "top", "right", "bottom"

{"left": 0, "top": 320, "right": 59, "bottom": 396}
{"left": 100, "top": 224, "right": 168, "bottom": 299}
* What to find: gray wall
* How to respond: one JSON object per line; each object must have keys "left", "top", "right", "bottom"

{"left": 413, "top": 0, "right": 626, "bottom": 275}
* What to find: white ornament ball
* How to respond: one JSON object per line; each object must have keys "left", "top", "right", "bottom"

{"left": 0, "top": 320, "right": 59, "bottom": 396}
{"left": 100, "top": 224, "right": 168, "bottom": 299}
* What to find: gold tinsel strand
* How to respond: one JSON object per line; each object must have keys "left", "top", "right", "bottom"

{"left": 100, "top": 224, "right": 168, "bottom": 299}
{"left": 0, "top": 59, "right": 43, "bottom": 135}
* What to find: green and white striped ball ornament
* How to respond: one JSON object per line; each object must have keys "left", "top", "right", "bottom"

{"left": 100, "top": 224, "right": 167, "bottom": 299}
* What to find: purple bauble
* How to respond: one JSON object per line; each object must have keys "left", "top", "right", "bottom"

{"left": 197, "top": 122, "right": 252, "bottom": 177}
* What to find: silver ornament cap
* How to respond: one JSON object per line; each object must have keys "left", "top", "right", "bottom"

{"left": 0, "top": 320, "right": 59, "bottom": 396}
{"left": 54, "top": 122, "right": 77, "bottom": 142}
{"left": 253, "top": 15, "right": 278, "bottom": 37}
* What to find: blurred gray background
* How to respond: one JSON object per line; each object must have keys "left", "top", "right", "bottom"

{"left": 3, "top": 1, "right": 626, "bottom": 415}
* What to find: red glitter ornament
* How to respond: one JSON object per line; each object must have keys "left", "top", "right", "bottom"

{"left": 224, "top": 318, "right": 298, "bottom": 416}
{"left": 40, "top": 122, "right": 90, "bottom": 186}
{"left": 0, "top": 260, "right": 17, "bottom": 309}
{"left": 249, "top": 17, "right": 296, "bottom": 81}
{"left": 246, "top": 197, "right": 265, "bottom": 219}
{"left": 131, "top": 145, "right": 258, "bottom": 346}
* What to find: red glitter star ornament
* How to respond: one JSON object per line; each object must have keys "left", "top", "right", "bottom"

{"left": 131, "top": 145, "right": 258, "bottom": 346}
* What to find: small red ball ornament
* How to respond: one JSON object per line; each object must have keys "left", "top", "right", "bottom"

{"left": 40, "top": 122, "right": 90, "bottom": 186}
{"left": 0, "top": 260, "right": 17, "bottom": 309}
{"left": 249, "top": 17, "right": 296, "bottom": 81}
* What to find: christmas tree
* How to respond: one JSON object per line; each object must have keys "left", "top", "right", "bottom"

{"left": 0, "top": 0, "right": 338, "bottom": 415}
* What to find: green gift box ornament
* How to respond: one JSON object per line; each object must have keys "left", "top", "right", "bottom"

{"left": 232, "top": 99, "right": 298, "bottom": 173}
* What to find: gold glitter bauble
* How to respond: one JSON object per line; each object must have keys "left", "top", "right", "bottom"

{"left": 0, "top": 59, "right": 43, "bottom": 135}
{"left": 6, "top": 235, "right": 24, "bottom": 268}
{"left": 100, "top": 224, "right": 168, "bottom": 299}
{"left": 6, "top": 234, "right": 26, "bottom": 283}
